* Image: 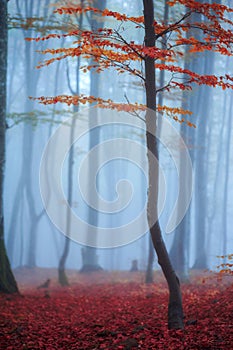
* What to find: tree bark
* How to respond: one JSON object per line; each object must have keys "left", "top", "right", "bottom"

{"left": 143, "top": 0, "right": 183, "bottom": 329}
{"left": 0, "top": 0, "right": 19, "bottom": 294}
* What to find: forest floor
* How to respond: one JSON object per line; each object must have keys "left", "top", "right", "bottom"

{"left": 0, "top": 268, "right": 233, "bottom": 349}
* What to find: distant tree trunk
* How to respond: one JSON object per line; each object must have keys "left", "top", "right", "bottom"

{"left": 143, "top": 0, "right": 183, "bottom": 329}
{"left": 58, "top": 7, "right": 84, "bottom": 284}
{"left": 221, "top": 93, "right": 233, "bottom": 258}
{"left": 80, "top": 75, "right": 103, "bottom": 272}
{"left": 209, "top": 0, "right": 228, "bottom": 263}
{"left": 130, "top": 259, "right": 138, "bottom": 272}
{"left": 7, "top": 39, "right": 41, "bottom": 268}
{"left": 145, "top": 236, "right": 154, "bottom": 283}
{"left": 7, "top": 0, "right": 45, "bottom": 267}
{"left": 207, "top": 53, "right": 228, "bottom": 262}
{"left": 169, "top": 219, "right": 189, "bottom": 282}
{"left": 169, "top": 38, "right": 191, "bottom": 282}
{"left": 80, "top": 0, "right": 106, "bottom": 273}
{"left": 58, "top": 115, "right": 75, "bottom": 286}
{"left": 169, "top": 111, "right": 190, "bottom": 281}
{"left": 184, "top": 0, "right": 215, "bottom": 270}
{"left": 0, "top": 0, "right": 19, "bottom": 294}
{"left": 23, "top": 1, "right": 46, "bottom": 268}
{"left": 193, "top": 52, "right": 214, "bottom": 270}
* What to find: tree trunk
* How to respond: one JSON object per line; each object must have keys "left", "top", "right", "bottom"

{"left": 7, "top": 1, "right": 43, "bottom": 267}
{"left": 143, "top": 0, "right": 183, "bottom": 329}
{"left": 169, "top": 41, "right": 191, "bottom": 282}
{"left": 193, "top": 50, "right": 214, "bottom": 269}
{"left": 145, "top": 235, "right": 154, "bottom": 283}
{"left": 58, "top": 9, "right": 84, "bottom": 285}
{"left": 0, "top": 220, "right": 19, "bottom": 294}
{"left": 81, "top": 0, "right": 106, "bottom": 273}
{"left": 0, "top": 0, "right": 19, "bottom": 294}
{"left": 57, "top": 136, "right": 73, "bottom": 285}
{"left": 221, "top": 93, "right": 233, "bottom": 258}
{"left": 169, "top": 220, "right": 189, "bottom": 283}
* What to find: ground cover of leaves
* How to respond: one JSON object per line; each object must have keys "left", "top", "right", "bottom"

{"left": 0, "top": 269, "right": 232, "bottom": 349}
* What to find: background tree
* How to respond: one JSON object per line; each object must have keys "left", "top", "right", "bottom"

{"left": 80, "top": 0, "right": 106, "bottom": 273}
{"left": 0, "top": 0, "right": 18, "bottom": 294}
{"left": 6, "top": 0, "right": 57, "bottom": 267}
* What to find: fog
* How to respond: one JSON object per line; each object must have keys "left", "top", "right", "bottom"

{"left": 5, "top": 0, "right": 233, "bottom": 280}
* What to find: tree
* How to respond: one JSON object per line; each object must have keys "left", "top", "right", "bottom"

{"left": 80, "top": 0, "right": 106, "bottom": 274}
{"left": 29, "top": 0, "right": 233, "bottom": 329}
{"left": 58, "top": 7, "right": 84, "bottom": 286}
{"left": 146, "top": 0, "right": 170, "bottom": 285}
{"left": 169, "top": 8, "right": 199, "bottom": 280}
{"left": 7, "top": 0, "right": 56, "bottom": 267}
{"left": 0, "top": 0, "right": 19, "bottom": 294}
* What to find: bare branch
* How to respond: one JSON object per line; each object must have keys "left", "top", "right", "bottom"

{"left": 124, "top": 93, "right": 145, "bottom": 123}
{"left": 155, "top": 11, "right": 191, "bottom": 40}
{"left": 114, "top": 30, "right": 144, "bottom": 60}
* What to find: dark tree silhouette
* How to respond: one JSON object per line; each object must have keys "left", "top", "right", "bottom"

{"left": 0, "top": 0, "right": 19, "bottom": 294}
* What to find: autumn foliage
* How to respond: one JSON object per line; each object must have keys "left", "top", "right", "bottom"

{"left": 1, "top": 270, "right": 233, "bottom": 349}
{"left": 27, "top": 0, "right": 233, "bottom": 125}
{"left": 217, "top": 254, "right": 233, "bottom": 275}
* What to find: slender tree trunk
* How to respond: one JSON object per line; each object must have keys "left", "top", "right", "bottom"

{"left": 56, "top": 47, "right": 75, "bottom": 285}
{"left": 58, "top": 10, "right": 84, "bottom": 283}
{"left": 169, "top": 219, "right": 189, "bottom": 282}
{"left": 7, "top": 1, "right": 43, "bottom": 267}
{"left": 193, "top": 49, "right": 214, "bottom": 269}
{"left": 80, "top": 68, "right": 102, "bottom": 272}
{"left": 146, "top": 0, "right": 169, "bottom": 284}
{"left": 207, "top": 55, "right": 228, "bottom": 261}
{"left": 145, "top": 236, "right": 154, "bottom": 283}
{"left": 80, "top": 0, "right": 106, "bottom": 273}
{"left": 0, "top": 0, "right": 19, "bottom": 294}
{"left": 143, "top": 0, "right": 183, "bottom": 329}
{"left": 221, "top": 94, "right": 233, "bottom": 258}
{"left": 169, "top": 41, "right": 191, "bottom": 282}
{"left": 47, "top": 61, "right": 63, "bottom": 266}
{"left": 58, "top": 116, "right": 75, "bottom": 286}
{"left": 24, "top": 15, "right": 44, "bottom": 267}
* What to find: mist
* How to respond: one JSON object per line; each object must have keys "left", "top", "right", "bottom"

{"left": 4, "top": 0, "right": 233, "bottom": 280}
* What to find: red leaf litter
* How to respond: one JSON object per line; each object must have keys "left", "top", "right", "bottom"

{"left": 0, "top": 269, "right": 232, "bottom": 349}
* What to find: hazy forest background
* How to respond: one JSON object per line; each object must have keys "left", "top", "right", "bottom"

{"left": 4, "top": 0, "right": 233, "bottom": 280}
{"left": 1, "top": 0, "right": 233, "bottom": 347}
